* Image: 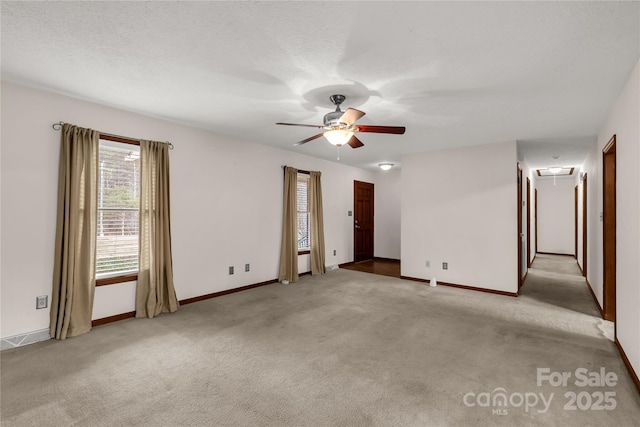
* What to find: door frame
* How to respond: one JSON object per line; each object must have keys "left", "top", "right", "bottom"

{"left": 582, "top": 173, "right": 588, "bottom": 277}
{"left": 517, "top": 164, "right": 523, "bottom": 288}
{"left": 353, "top": 180, "right": 375, "bottom": 262}
{"left": 602, "top": 135, "right": 616, "bottom": 323}
{"left": 575, "top": 185, "right": 578, "bottom": 258}
{"left": 535, "top": 189, "right": 538, "bottom": 254}
{"left": 526, "top": 177, "right": 531, "bottom": 268}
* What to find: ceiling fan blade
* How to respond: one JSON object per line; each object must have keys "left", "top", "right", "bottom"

{"left": 293, "top": 133, "right": 324, "bottom": 146}
{"left": 339, "top": 108, "right": 366, "bottom": 126}
{"left": 355, "top": 125, "right": 406, "bottom": 135}
{"left": 347, "top": 135, "right": 364, "bottom": 149}
{"left": 276, "top": 122, "right": 324, "bottom": 129}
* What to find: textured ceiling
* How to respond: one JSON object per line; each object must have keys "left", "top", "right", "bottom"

{"left": 2, "top": 1, "right": 638, "bottom": 170}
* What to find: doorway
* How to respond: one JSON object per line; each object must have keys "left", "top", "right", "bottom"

{"left": 574, "top": 185, "right": 578, "bottom": 258}
{"left": 527, "top": 177, "right": 531, "bottom": 268}
{"left": 354, "top": 180, "right": 374, "bottom": 262}
{"left": 582, "top": 174, "right": 588, "bottom": 277}
{"left": 603, "top": 136, "right": 616, "bottom": 323}
{"left": 535, "top": 189, "right": 538, "bottom": 253}
{"left": 517, "top": 164, "right": 523, "bottom": 288}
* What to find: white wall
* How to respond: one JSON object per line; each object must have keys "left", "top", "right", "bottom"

{"left": 594, "top": 59, "right": 640, "bottom": 378}
{"left": 401, "top": 141, "right": 518, "bottom": 294}
{"left": 536, "top": 177, "right": 575, "bottom": 255}
{"left": 0, "top": 82, "right": 378, "bottom": 339}
{"left": 374, "top": 169, "right": 401, "bottom": 260}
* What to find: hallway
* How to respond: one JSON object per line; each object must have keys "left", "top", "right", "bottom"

{"left": 344, "top": 254, "right": 616, "bottom": 342}
{"left": 519, "top": 253, "right": 614, "bottom": 340}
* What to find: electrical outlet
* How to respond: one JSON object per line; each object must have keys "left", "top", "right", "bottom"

{"left": 229, "top": 266, "right": 234, "bottom": 275}
{"left": 245, "top": 264, "right": 250, "bottom": 272}
{"left": 36, "top": 295, "right": 48, "bottom": 309}
{"left": 333, "top": 250, "right": 336, "bottom": 256}
{"left": 442, "top": 262, "right": 448, "bottom": 270}
{"left": 425, "top": 260, "right": 430, "bottom": 267}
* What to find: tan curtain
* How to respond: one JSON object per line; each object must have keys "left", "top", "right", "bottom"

{"left": 50, "top": 124, "right": 99, "bottom": 340}
{"left": 278, "top": 166, "right": 299, "bottom": 282}
{"left": 136, "top": 140, "right": 179, "bottom": 318}
{"left": 309, "top": 171, "right": 326, "bottom": 275}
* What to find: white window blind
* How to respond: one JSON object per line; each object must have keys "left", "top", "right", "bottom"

{"left": 297, "top": 174, "right": 310, "bottom": 250}
{"left": 96, "top": 140, "right": 140, "bottom": 276}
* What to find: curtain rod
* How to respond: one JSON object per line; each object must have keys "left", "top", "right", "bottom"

{"left": 52, "top": 122, "right": 174, "bottom": 150}
{"left": 281, "top": 165, "right": 311, "bottom": 175}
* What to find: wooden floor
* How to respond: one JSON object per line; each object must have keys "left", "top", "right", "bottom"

{"left": 341, "top": 258, "right": 401, "bottom": 278}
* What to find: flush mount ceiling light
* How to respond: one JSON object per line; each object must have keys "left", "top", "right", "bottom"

{"left": 379, "top": 163, "right": 394, "bottom": 171}
{"left": 536, "top": 166, "right": 575, "bottom": 185}
{"left": 535, "top": 167, "right": 575, "bottom": 177}
{"left": 546, "top": 165, "right": 565, "bottom": 185}
{"left": 548, "top": 166, "right": 563, "bottom": 174}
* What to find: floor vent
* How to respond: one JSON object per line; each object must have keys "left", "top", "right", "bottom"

{"left": 1, "top": 329, "right": 50, "bottom": 351}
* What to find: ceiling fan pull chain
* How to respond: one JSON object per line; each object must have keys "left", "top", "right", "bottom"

{"left": 337, "top": 146, "right": 341, "bottom": 161}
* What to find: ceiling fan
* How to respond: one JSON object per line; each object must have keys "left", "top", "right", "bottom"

{"left": 276, "top": 94, "right": 406, "bottom": 148}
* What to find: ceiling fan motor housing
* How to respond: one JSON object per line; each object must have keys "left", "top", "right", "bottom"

{"left": 324, "top": 94, "right": 347, "bottom": 127}
{"left": 324, "top": 110, "right": 345, "bottom": 127}
{"left": 329, "top": 94, "right": 346, "bottom": 107}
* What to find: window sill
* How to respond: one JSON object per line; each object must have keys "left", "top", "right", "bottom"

{"left": 96, "top": 273, "right": 138, "bottom": 287}
{"left": 298, "top": 250, "right": 310, "bottom": 255}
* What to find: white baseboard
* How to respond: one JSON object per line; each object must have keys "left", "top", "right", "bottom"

{"left": 1, "top": 329, "right": 50, "bottom": 351}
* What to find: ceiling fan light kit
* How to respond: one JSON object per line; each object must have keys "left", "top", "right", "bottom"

{"left": 276, "top": 94, "right": 406, "bottom": 154}
{"left": 324, "top": 129, "right": 354, "bottom": 146}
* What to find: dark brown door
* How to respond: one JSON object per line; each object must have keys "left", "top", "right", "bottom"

{"left": 526, "top": 177, "right": 531, "bottom": 268}
{"left": 603, "top": 136, "right": 616, "bottom": 323}
{"left": 582, "top": 174, "right": 588, "bottom": 277}
{"left": 354, "top": 181, "right": 374, "bottom": 262}
{"left": 517, "top": 165, "right": 523, "bottom": 288}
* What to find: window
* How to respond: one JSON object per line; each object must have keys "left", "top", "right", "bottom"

{"left": 297, "top": 173, "right": 310, "bottom": 252}
{"left": 96, "top": 138, "right": 140, "bottom": 279}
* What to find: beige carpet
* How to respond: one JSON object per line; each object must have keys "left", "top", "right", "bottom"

{"left": 2, "top": 254, "right": 639, "bottom": 426}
